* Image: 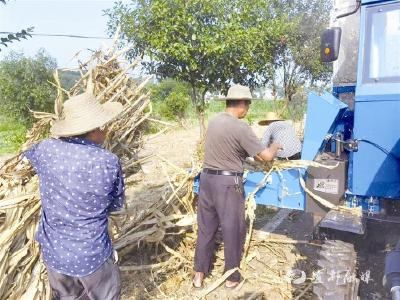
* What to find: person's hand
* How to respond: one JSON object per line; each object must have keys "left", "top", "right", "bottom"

{"left": 258, "top": 143, "right": 284, "bottom": 162}
{"left": 245, "top": 157, "right": 255, "bottom": 163}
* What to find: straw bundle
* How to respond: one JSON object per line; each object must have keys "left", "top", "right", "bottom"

{"left": 0, "top": 41, "right": 154, "bottom": 299}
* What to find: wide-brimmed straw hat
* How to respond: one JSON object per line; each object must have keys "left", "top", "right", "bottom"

{"left": 258, "top": 112, "right": 283, "bottom": 126}
{"left": 220, "top": 84, "right": 253, "bottom": 101}
{"left": 50, "top": 91, "right": 123, "bottom": 137}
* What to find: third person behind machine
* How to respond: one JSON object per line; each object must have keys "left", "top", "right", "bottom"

{"left": 258, "top": 112, "right": 302, "bottom": 160}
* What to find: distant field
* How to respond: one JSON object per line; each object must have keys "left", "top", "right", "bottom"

{"left": 185, "top": 98, "right": 306, "bottom": 126}
{"left": 0, "top": 98, "right": 306, "bottom": 154}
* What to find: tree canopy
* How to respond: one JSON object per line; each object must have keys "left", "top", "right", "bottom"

{"left": 267, "top": 0, "right": 333, "bottom": 102}
{"left": 107, "top": 0, "right": 332, "bottom": 133}
{"left": 107, "top": 0, "right": 289, "bottom": 134}
{"left": 0, "top": 50, "right": 57, "bottom": 125}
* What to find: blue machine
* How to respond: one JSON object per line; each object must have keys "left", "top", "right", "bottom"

{"left": 343, "top": 0, "right": 400, "bottom": 212}
{"left": 194, "top": 0, "right": 400, "bottom": 217}
{"left": 244, "top": 169, "right": 306, "bottom": 210}
{"left": 243, "top": 91, "right": 349, "bottom": 211}
{"left": 247, "top": 0, "right": 400, "bottom": 217}
{"left": 351, "top": 0, "right": 400, "bottom": 199}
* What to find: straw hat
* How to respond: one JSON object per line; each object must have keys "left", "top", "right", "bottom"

{"left": 220, "top": 84, "right": 253, "bottom": 101}
{"left": 50, "top": 91, "right": 123, "bottom": 137}
{"left": 258, "top": 112, "right": 283, "bottom": 126}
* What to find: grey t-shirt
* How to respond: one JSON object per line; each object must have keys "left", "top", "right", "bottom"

{"left": 203, "top": 112, "right": 264, "bottom": 172}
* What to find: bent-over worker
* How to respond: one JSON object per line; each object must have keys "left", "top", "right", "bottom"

{"left": 259, "top": 112, "right": 302, "bottom": 160}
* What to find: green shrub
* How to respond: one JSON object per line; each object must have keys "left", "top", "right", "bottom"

{"left": 150, "top": 79, "right": 191, "bottom": 122}
{"left": 158, "top": 90, "right": 190, "bottom": 121}
{"left": 150, "top": 79, "right": 190, "bottom": 103}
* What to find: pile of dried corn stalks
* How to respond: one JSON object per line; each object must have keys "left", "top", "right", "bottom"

{"left": 0, "top": 40, "right": 157, "bottom": 299}
{"left": 0, "top": 42, "right": 357, "bottom": 300}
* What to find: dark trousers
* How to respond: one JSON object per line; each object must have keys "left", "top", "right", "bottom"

{"left": 47, "top": 255, "right": 121, "bottom": 300}
{"left": 278, "top": 152, "right": 301, "bottom": 160}
{"left": 287, "top": 152, "right": 301, "bottom": 160}
{"left": 194, "top": 172, "right": 246, "bottom": 282}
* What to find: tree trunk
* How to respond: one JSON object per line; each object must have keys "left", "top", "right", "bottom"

{"left": 271, "top": 73, "right": 278, "bottom": 113}
{"left": 190, "top": 83, "right": 206, "bottom": 139}
{"left": 198, "top": 89, "right": 208, "bottom": 139}
{"left": 198, "top": 107, "right": 206, "bottom": 139}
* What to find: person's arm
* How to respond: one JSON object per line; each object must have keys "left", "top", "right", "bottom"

{"left": 109, "top": 161, "right": 125, "bottom": 212}
{"left": 23, "top": 143, "right": 40, "bottom": 171}
{"left": 255, "top": 142, "right": 282, "bottom": 162}
{"left": 239, "top": 123, "right": 281, "bottom": 162}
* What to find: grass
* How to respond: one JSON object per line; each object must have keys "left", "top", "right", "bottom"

{"left": 184, "top": 98, "right": 306, "bottom": 127}
{"left": 0, "top": 116, "right": 27, "bottom": 154}
{"left": 0, "top": 98, "right": 307, "bottom": 153}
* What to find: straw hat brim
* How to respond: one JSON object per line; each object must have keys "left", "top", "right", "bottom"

{"left": 216, "top": 97, "right": 267, "bottom": 101}
{"left": 50, "top": 102, "right": 123, "bottom": 137}
{"left": 258, "top": 118, "right": 282, "bottom": 126}
{"left": 218, "top": 96, "right": 253, "bottom": 101}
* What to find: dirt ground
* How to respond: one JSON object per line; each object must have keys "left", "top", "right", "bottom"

{"left": 2, "top": 121, "right": 391, "bottom": 299}
{"left": 118, "top": 124, "right": 318, "bottom": 300}
{"left": 118, "top": 123, "right": 394, "bottom": 300}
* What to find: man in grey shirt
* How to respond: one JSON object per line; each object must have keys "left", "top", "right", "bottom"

{"left": 193, "top": 85, "right": 281, "bottom": 289}
{"left": 259, "top": 112, "right": 302, "bottom": 160}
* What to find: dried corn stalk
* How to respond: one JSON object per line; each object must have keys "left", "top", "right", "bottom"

{"left": 135, "top": 159, "right": 353, "bottom": 298}
{"left": 0, "top": 40, "right": 154, "bottom": 299}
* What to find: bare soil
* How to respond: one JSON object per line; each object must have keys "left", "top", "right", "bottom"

{"left": 119, "top": 124, "right": 316, "bottom": 300}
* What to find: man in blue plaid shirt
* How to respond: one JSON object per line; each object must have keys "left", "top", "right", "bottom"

{"left": 259, "top": 112, "right": 302, "bottom": 160}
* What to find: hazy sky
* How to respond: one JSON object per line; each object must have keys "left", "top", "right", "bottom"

{"left": 0, "top": 0, "right": 126, "bottom": 68}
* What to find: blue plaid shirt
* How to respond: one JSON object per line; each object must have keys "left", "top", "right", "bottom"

{"left": 24, "top": 137, "right": 125, "bottom": 277}
{"left": 261, "top": 121, "right": 302, "bottom": 158}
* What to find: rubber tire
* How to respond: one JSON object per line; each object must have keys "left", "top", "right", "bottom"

{"left": 313, "top": 240, "right": 359, "bottom": 300}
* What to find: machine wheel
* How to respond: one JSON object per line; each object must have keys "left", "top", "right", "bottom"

{"left": 313, "top": 240, "right": 359, "bottom": 300}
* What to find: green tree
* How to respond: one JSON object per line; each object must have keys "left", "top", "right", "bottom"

{"left": 59, "top": 70, "right": 81, "bottom": 90}
{"left": 150, "top": 78, "right": 190, "bottom": 103}
{"left": 267, "top": 0, "right": 333, "bottom": 103}
{"left": 0, "top": 50, "right": 57, "bottom": 125}
{"left": 107, "top": 0, "right": 288, "bottom": 136}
